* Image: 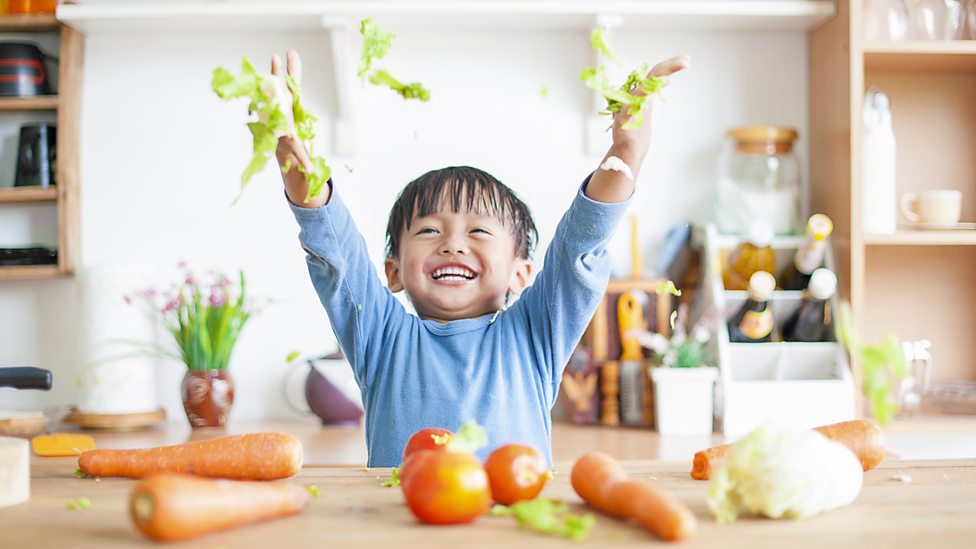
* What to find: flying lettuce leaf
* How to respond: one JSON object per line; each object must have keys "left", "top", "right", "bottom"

{"left": 359, "top": 17, "right": 395, "bottom": 81}
{"left": 836, "top": 301, "right": 906, "bottom": 424}
{"left": 359, "top": 18, "right": 430, "bottom": 101}
{"left": 368, "top": 69, "right": 431, "bottom": 102}
{"left": 590, "top": 28, "right": 624, "bottom": 67}
{"left": 212, "top": 57, "right": 332, "bottom": 203}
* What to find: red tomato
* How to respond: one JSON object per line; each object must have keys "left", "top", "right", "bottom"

{"left": 484, "top": 444, "right": 549, "bottom": 505}
{"left": 399, "top": 450, "right": 492, "bottom": 525}
{"left": 402, "top": 427, "right": 453, "bottom": 463}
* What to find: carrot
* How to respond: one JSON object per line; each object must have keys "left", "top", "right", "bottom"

{"left": 571, "top": 452, "right": 696, "bottom": 542}
{"left": 79, "top": 432, "right": 302, "bottom": 480}
{"left": 690, "top": 419, "right": 885, "bottom": 480}
{"left": 129, "top": 474, "right": 309, "bottom": 542}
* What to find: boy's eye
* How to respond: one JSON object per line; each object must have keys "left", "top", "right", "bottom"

{"left": 470, "top": 228, "right": 492, "bottom": 235}
{"left": 416, "top": 227, "right": 437, "bottom": 235}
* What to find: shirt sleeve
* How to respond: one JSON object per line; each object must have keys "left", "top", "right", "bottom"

{"left": 287, "top": 185, "right": 404, "bottom": 389}
{"left": 513, "top": 174, "right": 632, "bottom": 399}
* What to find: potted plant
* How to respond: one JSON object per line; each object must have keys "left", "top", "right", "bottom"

{"left": 120, "top": 264, "right": 253, "bottom": 427}
{"left": 634, "top": 304, "right": 718, "bottom": 435}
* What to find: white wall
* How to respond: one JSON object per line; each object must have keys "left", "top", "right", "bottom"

{"left": 0, "top": 23, "right": 808, "bottom": 421}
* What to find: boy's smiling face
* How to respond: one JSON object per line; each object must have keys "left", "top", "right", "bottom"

{"left": 384, "top": 203, "right": 532, "bottom": 323}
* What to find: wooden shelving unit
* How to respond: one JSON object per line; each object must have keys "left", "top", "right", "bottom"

{"left": 0, "top": 96, "right": 58, "bottom": 111}
{"left": 0, "top": 187, "right": 58, "bottom": 204}
{"left": 0, "top": 13, "right": 58, "bottom": 32}
{"left": 0, "top": 265, "right": 62, "bottom": 280}
{"left": 0, "top": 14, "right": 81, "bottom": 279}
{"left": 809, "top": 1, "right": 976, "bottom": 420}
{"left": 863, "top": 230, "right": 976, "bottom": 246}
{"left": 864, "top": 41, "right": 976, "bottom": 71}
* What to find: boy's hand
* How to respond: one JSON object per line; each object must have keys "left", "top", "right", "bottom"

{"left": 272, "top": 50, "right": 331, "bottom": 208}
{"left": 587, "top": 54, "right": 690, "bottom": 204}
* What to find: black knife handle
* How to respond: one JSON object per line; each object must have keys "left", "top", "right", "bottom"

{"left": 0, "top": 367, "right": 53, "bottom": 390}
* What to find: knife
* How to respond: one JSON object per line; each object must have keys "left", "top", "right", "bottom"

{"left": 0, "top": 367, "right": 53, "bottom": 391}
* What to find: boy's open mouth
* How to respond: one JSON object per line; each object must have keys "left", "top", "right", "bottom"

{"left": 430, "top": 265, "right": 477, "bottom": 282}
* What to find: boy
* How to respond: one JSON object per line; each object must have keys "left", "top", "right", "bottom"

{"left": 274, "top": 51, "right": 689, "bottom": 466}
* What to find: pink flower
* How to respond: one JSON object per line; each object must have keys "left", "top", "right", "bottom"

{"left": 209, "top": 289, "right": 227, "bottom": 307}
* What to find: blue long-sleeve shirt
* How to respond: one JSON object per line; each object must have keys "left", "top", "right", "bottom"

{"left": 289, "top": 177, "right": 630, "bottom": 466}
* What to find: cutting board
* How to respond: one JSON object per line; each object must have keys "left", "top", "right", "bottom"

{"left": 2, "top": 459, "right": 974, "bottom": 548}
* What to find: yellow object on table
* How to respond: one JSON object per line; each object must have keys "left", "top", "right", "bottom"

{"left": 31, "top": 433, "right": 95, "bottom": 456}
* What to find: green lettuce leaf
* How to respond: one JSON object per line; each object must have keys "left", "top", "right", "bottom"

{"left": 359, "top": 17, "right": 395, "bottom": 81}
{"left": 368, "top": 69, "right": 431, "bottom": 102}
{"left": 445, "top": 420, "right": 487, "bottom": 454}
{"left": 212, "top": 57, "right": 333, "bottom": 203}
{"left": 492, "top": 498, "right": 595, "bottom": 541}
{"left": 381, "top": 467, "right": 400, "bottom": 487}
{"left": 581, "top": 37, "right": 667, "bottom": 131}
{"left": 655, "top": 280, "right": 682, "bottom": 297}
{"left": 590, "top": 28, "right": 624, "bottom": 67}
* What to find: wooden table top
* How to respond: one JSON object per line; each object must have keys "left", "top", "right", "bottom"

{"left": 4, "top": 419, "right": 976, "bottom": 547}
{"left": 4, "top": 458, "right": 974, "bottom": 548}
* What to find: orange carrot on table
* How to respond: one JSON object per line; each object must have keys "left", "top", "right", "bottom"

{"left": 129, "top": 474, "right": 309, "bottom": 542}
{"left": 571, "top": 452, "right": 697, "bottom": 542}
{"left": 78, "top": 432, "right": 302, "bottom": 480}
{"left": 690, "top": 419, "right": 885, "bottom": 480}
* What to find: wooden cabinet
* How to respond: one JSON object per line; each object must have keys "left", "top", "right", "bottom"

{"left": 0, "top": 13, "right": 81, "bottom": 280}
{"left": 809, "top": 1, "right": 976, "bottom": 416}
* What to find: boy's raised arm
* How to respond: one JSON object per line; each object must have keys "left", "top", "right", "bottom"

{"left": 271, "top": 50, "right": 331, "bottom": 208}
{"left": 585, "top": 55, "right": 690, "bottom": 204}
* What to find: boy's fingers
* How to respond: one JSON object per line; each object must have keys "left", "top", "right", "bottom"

{"left": 286, "top": 49, "right": 302, "bottom": 85}
{"left": 271, "top": 54, "right": 283, "bottom": 77}
{"left": 649, "top": 54, "right": 691, "bottom": 79}
{"left": 291, "top": 140, "right": 313, "bottom": 173}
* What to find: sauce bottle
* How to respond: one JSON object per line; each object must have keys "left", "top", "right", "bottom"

{"left": 729, "top": 271, "right": 776, "bottom": 343}
{"left": 781, "top": 268, "right": 837, "bottom": 342}
{"left": 779, "top": 213, "right": 834, "bottom": 291}
{"left": 723, "top": 221, "right": 776, "bottom": 291}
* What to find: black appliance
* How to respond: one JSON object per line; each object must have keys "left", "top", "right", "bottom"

{"left": 0, "top": 42, "right": 54, "bottom": 97}
{"left": 14, "top": 123, "right": 56, "bottom": 187}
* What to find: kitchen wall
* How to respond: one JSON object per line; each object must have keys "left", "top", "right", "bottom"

{"left": 0, "top": 23, "right": 809, "bottom": 421}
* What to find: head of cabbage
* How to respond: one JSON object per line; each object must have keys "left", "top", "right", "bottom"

{"left": 708, "top": 423, "right": 864, "bottom": 523}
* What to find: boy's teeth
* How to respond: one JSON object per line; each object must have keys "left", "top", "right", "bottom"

{"left": 432, "top": 266, "right": 474, "bottom": 280}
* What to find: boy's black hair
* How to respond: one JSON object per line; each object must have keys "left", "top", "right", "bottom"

{"left": 385, "top": 166, "right": 538, "bottom": 260}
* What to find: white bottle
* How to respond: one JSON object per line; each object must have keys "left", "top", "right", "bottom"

{"left": 862, "top": 87, "right": 897, "bottom": 234}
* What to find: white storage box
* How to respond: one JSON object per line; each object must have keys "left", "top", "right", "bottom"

{"left": 701, "top": 224, "right": 857, "bottom": 439}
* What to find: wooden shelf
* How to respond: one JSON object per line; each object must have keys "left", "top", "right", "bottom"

{"left": 0, "top": 96, "right": 59, "bottom": 111}
{"left": 0, "top": 13, "right": 59, "bottom": 32}
{"left": 863, "top": 230, "right": 976, "bottom": 246}
{"left": 0, "top": 265, "right": 62, "bottom": 280}
{"left": 864, "top": 41, "right": 976, "bottom": 71}
{"left": 56, "top": 1, "right": 835, "bottom": 32}
{"left": 0, "top": 187, "right": 58, "bottom": 203}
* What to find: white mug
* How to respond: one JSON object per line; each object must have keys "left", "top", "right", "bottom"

{"left": 900, "top": 190, "right": 962, "bottom": 225}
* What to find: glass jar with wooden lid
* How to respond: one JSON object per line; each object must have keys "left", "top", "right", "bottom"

{"left": 715, "top": 126, "right": 802, "bottom": 236}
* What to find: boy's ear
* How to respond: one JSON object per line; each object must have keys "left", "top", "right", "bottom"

{"left": 385, "top": 257, "right": 404, "bottom": 293}
{"left": 508, "top": 259, "right": 533, "bottom": 296}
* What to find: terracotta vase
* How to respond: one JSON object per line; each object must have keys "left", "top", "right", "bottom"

{"left": 181, "top": 370, "right": 234, "bottom": 428}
